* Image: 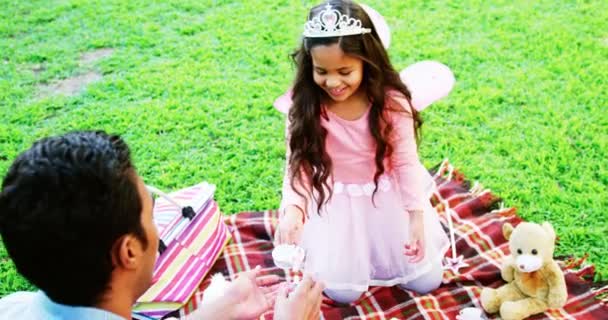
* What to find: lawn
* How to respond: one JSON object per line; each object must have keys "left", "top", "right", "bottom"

{"left": 0, "top": 0, "right": 606, "bottom": 297}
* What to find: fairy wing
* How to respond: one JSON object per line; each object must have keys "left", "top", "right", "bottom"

{"left": 359, "top": 3, "right": 391, "bottom": 49}
{"left": 399, "top": 60, "right": 455, "bottom": 111}
{"left": 273, "top": 88, "right": 292, "bottom": 114}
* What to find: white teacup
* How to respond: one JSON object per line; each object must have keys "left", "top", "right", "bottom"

{"left": 272, "top": 244, "right": 305, "bottom": 271}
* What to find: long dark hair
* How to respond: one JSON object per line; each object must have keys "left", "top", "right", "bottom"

{"left": 288, "top": 0, "right": 422, "bottom": 212}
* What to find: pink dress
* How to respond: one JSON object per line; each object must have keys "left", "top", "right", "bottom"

{"left": 280, "top": 91, "right": 449, "bottom": 291}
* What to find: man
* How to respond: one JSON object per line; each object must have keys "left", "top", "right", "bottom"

{"left": 0, "top": 131, "right": 323, "bottom": 319}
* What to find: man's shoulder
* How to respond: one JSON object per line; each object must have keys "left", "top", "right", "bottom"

{"left": 1, "top": 291, "right": 128, "bottom": 320}
{"left": 0, "top": 291, "right": 41, "bottom": 317}
{"left": 0, "top": 290, "right": 37, "bottom": 305}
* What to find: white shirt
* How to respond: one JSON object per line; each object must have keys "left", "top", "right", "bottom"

{"left": 0, "top": 291, "right": 126, "bottom": 320}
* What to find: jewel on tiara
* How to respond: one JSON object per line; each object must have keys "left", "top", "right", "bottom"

{"left": 303, "top": 3, "right": 372, "bottom": 38}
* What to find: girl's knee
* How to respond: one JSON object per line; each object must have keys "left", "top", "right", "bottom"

{"left": 400, "top": 262, "right": 443, "bottom": 294}
{"left": 410, "top": 273, "right": 442, "bottom": 294}
{"left": 324, "top": 289, "right": 364, "bottom": 304}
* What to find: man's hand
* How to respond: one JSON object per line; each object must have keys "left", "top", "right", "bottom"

{"left": 225, "top": 266, "right": 282, "bottom": 320}
{"left": 191, "top": 266, "right": 281, "bottom": 320}
{"left": 274, "top": 275, "right": 324, "bottom": 320}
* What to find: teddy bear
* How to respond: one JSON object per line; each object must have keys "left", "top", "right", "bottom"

{"left": 480, "top": 221, "right": 568, "bottom": 320}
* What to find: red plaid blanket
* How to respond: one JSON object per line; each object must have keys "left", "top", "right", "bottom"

{"left": 176, "top": 161, "right": 607, "bottom": 319}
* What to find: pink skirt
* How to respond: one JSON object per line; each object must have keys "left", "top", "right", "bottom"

{"left": 299, "top": 174, "right": 449, "bottom": 291}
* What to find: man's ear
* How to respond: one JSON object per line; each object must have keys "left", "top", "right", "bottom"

{"left": 111, "top": 235, "right": 139, "bottom": 270}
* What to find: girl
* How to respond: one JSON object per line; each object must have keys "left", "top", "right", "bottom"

{"left": 275, "top": 0, "right": 449, "bottom": 304}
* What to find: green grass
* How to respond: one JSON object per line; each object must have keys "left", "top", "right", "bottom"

{"left": 0, "top": 0, "right": 606, "bottom": 296}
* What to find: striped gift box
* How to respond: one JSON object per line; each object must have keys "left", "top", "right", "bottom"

{"left": 133, "top": 182, "right": 231, "bottom": 318}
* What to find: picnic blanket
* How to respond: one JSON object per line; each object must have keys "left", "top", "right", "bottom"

{"left": 171, "top": 160, "right": 608, "bottom": 319}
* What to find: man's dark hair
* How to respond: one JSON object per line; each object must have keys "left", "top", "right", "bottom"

{"left": 0, "top": 131, "right": 147, "bottom": 306}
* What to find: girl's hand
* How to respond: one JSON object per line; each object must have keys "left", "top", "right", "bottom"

{"left": 404, "top": 212, "right": 425, "bottom": 263}
{"left": 275, "top": 205, "right": 304, "bottom": 245}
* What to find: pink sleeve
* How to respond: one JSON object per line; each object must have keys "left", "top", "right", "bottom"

{"left": 280, "top": 117, "right": 309, "bottom": 214}
{"left": 387, "top": 94, "right": 429, "bottom": 211}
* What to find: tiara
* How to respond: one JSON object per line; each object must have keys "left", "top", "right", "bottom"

{"left": 303, "top": 3, "right": 372, "bottom": 38}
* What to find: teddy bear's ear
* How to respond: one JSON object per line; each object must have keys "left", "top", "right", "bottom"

{"left": 503, "top": 223, "right": 514, "bottom": 240}
{"left": 541, "top": 222, "right": 556, "bottom": 242}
